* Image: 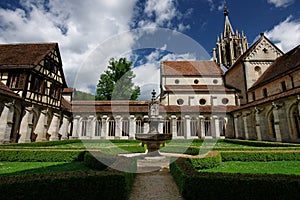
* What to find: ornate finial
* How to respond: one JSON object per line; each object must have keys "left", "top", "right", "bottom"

{"left": 224, "top": 0, "right": 229, "bottom": 16}
{"left": 151, "top": 89, "right": 156, "bottom": 101}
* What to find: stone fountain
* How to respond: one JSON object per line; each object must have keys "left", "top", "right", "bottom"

{"left": 135, "top": 90, "right": 172, "bottom": 156}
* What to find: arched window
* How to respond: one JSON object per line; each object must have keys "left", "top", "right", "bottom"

{"left": 290, "top": 105, "right": 300, "bottom": 139}
{"left": 122, "top": 117, "right": 129, "bottom": 137}
{"left": 108, "top": 117, "right": 116, "bottom": 137}
{"left": 204, "top": 117, "right": 211, "bottom": 136}
{"left": 190, "top": 117, "right": 198, "bottom": 136}
{"left": 163, "top": 117, "right": 171, "bottom": 134}
{"left": 254, "top": 66, "right": 262, "bottom": 77}
{"left": 177, "top": 117, "right": 184, "bottom": 137}
{"left": 268, "top": 112, "right": 276, "bottom": 139}
{"left": 136, "top": 117, "right": 143, "bottom": 134}
{"left": 81, "top": 118, "right": 88, "bottom": 137}
{"left": 95, "top": 117, "right": 102, "bottom": 137}
{"left": 219, "top": 117, "right": 226, "bottom": 137}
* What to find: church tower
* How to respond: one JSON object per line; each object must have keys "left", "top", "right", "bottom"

{"left": 213, "top": 1, "right": 249, "bottom": 68}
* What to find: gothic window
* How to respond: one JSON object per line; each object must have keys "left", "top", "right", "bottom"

{"left": 136, "top": 118, "right": 143, "bottom": 134}
{"left": 81, "top": 118, "right": 88, "bottom": 137}
{"left": 122, "top": 118, "right": 129, "bottom": 137}
{"left": 95, "top": 118, "right": 102, "bottom": 137}
{"left": 163, "top": 117, "right": 171, "bottom": 134}
{"left": 204, "top": 117, "right": 211, "bottom": 136}
{"left": 219, "top": 117, "right": 226, "bottom": 137}
{"left": 177, "top": 117, "right": 184, "bottom": 137}
{"left": 268, "top": 112, "right": 276, "bottom": 139}
{"left": 290, "top": 105, "right": 300, "bottom": 139}
{"left": 108, "top": 117, "right": 116, "bottom": 137}
{"left": 190, "top": 117, "right": 198, "bottom": 137}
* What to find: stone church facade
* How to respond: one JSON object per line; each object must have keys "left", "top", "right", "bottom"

{"left": 0, "top": 7, "right": 299, "bottom": 143}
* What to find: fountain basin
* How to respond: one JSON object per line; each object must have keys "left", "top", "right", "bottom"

{"left": 136, "top": 133, "right": 172, "bottom": 155}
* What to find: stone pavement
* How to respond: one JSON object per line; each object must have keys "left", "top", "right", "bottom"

{"left": 128, "top": 155, "right": 184, "bottom": 200}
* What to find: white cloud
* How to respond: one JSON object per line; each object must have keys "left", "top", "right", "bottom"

{"left": 265, "top": 16, "right": 300, "bottom": 52}
{"left": 267, "top": 0, "right": 295, "bottom": 8}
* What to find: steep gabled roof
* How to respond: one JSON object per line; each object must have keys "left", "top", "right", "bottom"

{"left": 0, "top": 43, "right": 57, "bottom": 67}
{"left": 162, "top": 61, "right": 223, "bottom": 76}
{"left": 249, "top": 45, "right": 300, "bottom": 90}
{"left": 0, "top": 82, "right": 20, "bottom": 99}
{"left": 225, "top": 33, "right": 283, "bottom": 74}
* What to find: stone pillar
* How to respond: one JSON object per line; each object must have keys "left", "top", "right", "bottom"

{"left": 71, "top": 115, "right": 80, "bottom": 139}
{"left": 199, "top": 116, "right": 205, "bottom": 138}
{"left": 171, "top": 115, "right": 177, "bottom": 139}
{"left": 272, "top": 108, "right": 282, "bottom": 142}
{"left": 233, "top": 113, "right": 240, "bottom": 139}
{"left": 213, "top": 116, "right": 220, "bottom": 138}
{"left": 115, "top": 115, "right": 121, "bottom": 139}
{"left": 19, "top": 107, "right": 34, "bottom": 143}
{"left": 255, "top": 109, "right": 262, "bottom": 141}
{"left": 158, "top": 115, "right": 163, "bottom": 133}
{"left": 48, "top": 113, "right": 60, "bottom": 141}
{"left": 35, "top": 110, "right": 48, "bottom": 142}
{"left": 242, "top": 114, "right": 249, "bottom": 140}
{"left": 59, "top": 115, "right": 70, "bottom": 140}
{"left": 0, "top": 103, "right": 14, "bottom": 144}
{"left": 185, "top": 115, "right": 191, "bottom": 139}
{"left": 87, "top": 116, "right": 95, "bottom": 139}
{"left": 143, "top": 116, "right": 149, "bottom": 134}
{"left": 101, "top": 115, "right": 108, "bottom": 139}
{"left": 129, "top": 115, "right": 136, "bottom": 139}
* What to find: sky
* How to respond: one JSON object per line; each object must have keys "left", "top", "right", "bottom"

{"left": 0, "top": 0, "right": 299, "bottom": 99}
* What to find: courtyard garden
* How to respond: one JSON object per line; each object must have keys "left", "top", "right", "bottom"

{"left": 0, "top": 139, "right": 300, "bottom": 200}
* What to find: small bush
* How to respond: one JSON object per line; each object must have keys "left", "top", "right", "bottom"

{"left": 83, "top": 152, "right": 116, "bottom": 171}
{"left": 188, "top": 154, "right": 222, "bottom": 170}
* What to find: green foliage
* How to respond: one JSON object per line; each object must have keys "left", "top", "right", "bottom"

{"left": 73, "top": 90, "right": 95, "bottom": 100}
{"left": 0, "top": 150, "right": 85, "bottom": 162}
{"left": 1, "top": 140, "right": 82, "bottom": 148}
{"left": 83, "top": 152, "right": 116, "bottom": 171}
{"left": 224, "top": 139, "right": 300, "bottom": 147}
{"left": 188, "top": 154, "right": 222, "bottom": 170}
{"left": 95, "top": 57, "right": 140, "bottom": 100}
{"left": 221, "top": 152, "right": 300, "bottom": 162}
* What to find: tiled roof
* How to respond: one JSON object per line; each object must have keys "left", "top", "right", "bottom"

{"left": 62, "top": 88, "right": 75, "bottom": 93}
{"left": 163, "top": 105, "right": 236, "bottom": 113}
{"left": 249, "top": 45, "right": 300, "bottom": 90}
{"left": 162, "top": 61, "right": 223, "bottom": 76}
{"left": 164, "top": 85, "right": 236, "bottom": 92}
{"left": 0, "top": 82, "right": 20, "bottom": 99}
{"left": 0, "top": 43, "right": 57, "bottom": 67}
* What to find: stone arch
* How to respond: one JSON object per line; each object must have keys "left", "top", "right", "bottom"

{"left": 267, "top": 109, "right": 276, "bottom": 140}
{"left": 219, "top": 117, "right": 226, "bottom": 137}
{"left": 204, "top": 117, "right": 211, "bottom": 137}
{"left": 288, "top": 104, "right": 300, "bottom": 139}
{"left": 177, "top": 117, "right": 185, "bottom": 137}
{"left": 94, "top": 116, "right": 102, "bottom": 137}
{"left": 122, "top": 117, "right": 129, "bottom": 137}
{"left": 30, "top": 108, "right": 40, "bottom": 142}
{"left": 80, "top": 117, "right": 88, "bottom": 137}
{"left": 10, "top": 104, "right": 22, "bottom": 143}
{"left": 136, "top": 116, "right": 143, "bottom": 134}
{"left": 108, "top": 116, "right": 116, "bottom": 137}
{"left": 190, "top": 117, "right": 198, "bottom": 137}
{"left": 163, "top": 116, "right": 171, "bottom": 134}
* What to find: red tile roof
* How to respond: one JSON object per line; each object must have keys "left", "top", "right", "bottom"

{"left": 162, "top": 61, "right": 223, "bottom": 76}
{"left": 0, "top": 43, "right": 58, "bottom": 67}
{"left": 0, "top": 82, "right": 20, "bottom": 99}
{"left": 249, "top": 45, "right": 300, "bottom": 90}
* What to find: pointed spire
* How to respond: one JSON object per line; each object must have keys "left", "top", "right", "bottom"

{"left": 224, "top": 0, "right": 229, "bottom": 16}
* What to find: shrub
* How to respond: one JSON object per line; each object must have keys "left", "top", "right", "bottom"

{"left": 188, "top": 154, "right": 222, "bottom": 170}
{"left": 0, "top": 150, "right": 85, "bottom": 162}
{"left": 2, "top": 140, "right": 82, "bottom": 147}
{"left": 83, "top": 152, "right": 116, "bottom": 171}
{"left": 224, "top": 139, "right": 300, "bottom": 147}
{"left": 221, "top": 152, "right": 300, "bottom": 162}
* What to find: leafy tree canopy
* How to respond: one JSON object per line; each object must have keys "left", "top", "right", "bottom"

{"left": 95, "top": 58, "right": 140, "bottom": 100}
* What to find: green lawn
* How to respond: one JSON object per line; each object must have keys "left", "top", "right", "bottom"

{"left": 0, "top": 162, "right": 94, "bottom": 176}
{"left": 200, "top": 161, "right": 300, "bottom": 175}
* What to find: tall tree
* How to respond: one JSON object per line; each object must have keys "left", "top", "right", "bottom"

{"left": 95, "top": 58, "right": 140, "bottom": 100}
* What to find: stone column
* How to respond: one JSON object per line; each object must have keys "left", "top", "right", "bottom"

{"left": 185, "top": 115, "right": 191, "bottom": 139}
{"left": 115, "top": 115, "right": 121, "bottom": 139}
{"left": 242, "top": 114, "right": 249, "bottom": 140}
{"left": 71, "top": 115, "right": 80, "bottom": 139}
{"left": 255, "top": 109, "right": 262, "bottom": 141}
{"left": 87, "top": 116, "right": 95, "bottom": 139}
{"left": 272, "top": 108, "right": 282, "bottom": 142}
{"left": 129, "top": 115, "right": 136, "bottom": 139}
{"left": 171, "top": 115, "right": 177, "bottom": 139}
{"left": 59, "top": 115, "right": 70, "bottom": 140}
{"left": 48, "top": 113, "right": 60, "bottom": 141}
{"left": 0, "top": 103, "right": 14, "bottom": 144}
{"left": 101, "top": 115, "right": 108, "bottom": 139}
{"left": 199, "top": 116, "right": 205, "bottom": 138}
{"left": 19, "top": 107, "right": 34, "bottom": 143}
{"left": 158, "top": 115, "right": 163, "bottom": 133}
{"left": 233, "top": 113, "right": 240, "bottom": 139}
{"left": 213, "top": 116, "right": 220, "bottom": 138}
{"left": 143, "top": 116, "right": 149, "bottom": 134}
{"left": 35, "top": 110, "right": 48, "bottom": 142}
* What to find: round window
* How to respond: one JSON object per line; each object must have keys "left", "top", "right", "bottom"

{"left": 175, "top": 79, "right": 180, "bottom": 84}
{"left": 199, "top": 99, "right": 206, "bottom": 105}
{"left": 222, "top": 98, "right": 229, "bottom": 105}
{"left": 213, "top": 79, "right": 218, "bottom": 84}
{"left": 177, "top": 99, "right": 184, "bottom": 105}
{"left": 254, "top": 66, "right": 261, "bottom": 72}
{"left": 194, "top": 79, "right": 199, "bottom": 84}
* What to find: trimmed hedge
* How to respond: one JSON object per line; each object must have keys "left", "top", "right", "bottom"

{"left": 1, "top": 140, "right": 82, "bottom": 147}
{"left": 188, "top": 154, "right": 222, "bottom": 170}
{"left": 83, "top": 151, "right": 117, "bottom": 171}
{"left": 170, "top": 158, "right": 300, "bottom": 200}
{"left": 221, "top": 152, "right": 300, "bottom": 162}
{"left": 224, "top": 139, "right": 300, "bottom": 147}
{"left": 0, "top": 150, "right": 85, "bottom": 162}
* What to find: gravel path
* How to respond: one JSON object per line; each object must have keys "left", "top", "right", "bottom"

{"left": 129, "top": 168, "right": 183, "bottom": 200}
